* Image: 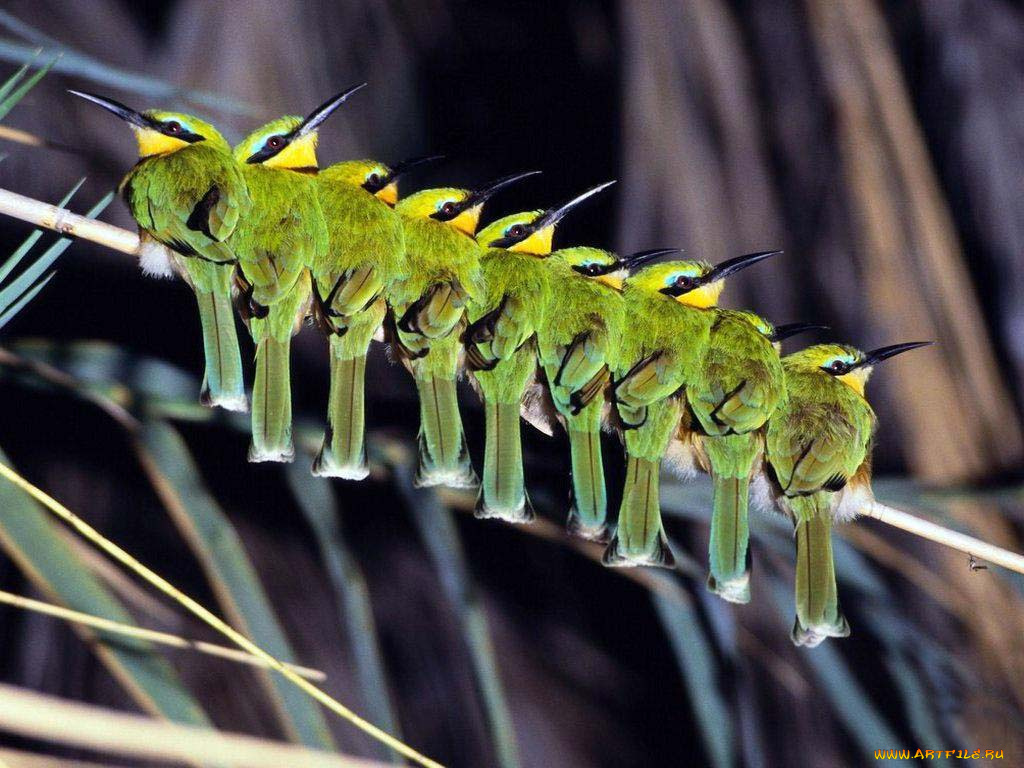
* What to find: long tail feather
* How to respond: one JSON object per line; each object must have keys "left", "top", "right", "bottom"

{"left": 475, "top": 400, "right": 534, "bottom": 523}
{"left": 791, "top": 502, "right": 850, "bottom": 647}
{"left": 603, "top": 455, "right": 675, "bottom": 568}
{"left": 195, "top": 288, "right": 247, "bottom": 412}
{"left": 413, "top": 375, "right": 477, "bottom": 488}
{"left": 249, "top": 335, "right": 293, "bottom": 463}
{"left": 706, "top": 474, "right": 752, "bottom": 603}
{"left": 313, "top": 352, "right": 369, "bottom": 480}
{"left": 565, "top": 427, "right": 608, "bottom": 542}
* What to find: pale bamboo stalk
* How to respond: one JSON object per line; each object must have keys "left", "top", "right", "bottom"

{"left": 0, "top": 461, "right": 444, "bottom": 768}
{"left": 0, "top": 187, "right": 143, "bottom": 256}
{"left": 863, "top": 502, "right": 1024, "bottom": 575}
{"left": 0, "top": 588, "right": 326, "bottom": 681}
{"left": 0, "top": 745, "right": 117, "bottom": 768}
{"left": 0, "top": 683, "right": 386, "bottom": 768}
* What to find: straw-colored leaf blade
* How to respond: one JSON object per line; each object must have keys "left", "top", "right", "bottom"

{"left": 0, "top": 446, "right": 210, "bottom": 726}
{"left": 137, "top": 420, "right": 335, "bottom": 750}
{"left": 285, "top": 462, "right": 403, "bottom": 764}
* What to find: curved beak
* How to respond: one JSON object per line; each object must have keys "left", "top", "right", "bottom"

{"left": 68, "top": 90, "right": 148, "bottom": 129}
{"left": 293, "top": 82, "right": 367, "bottom": 138}
{"left": 856, "top": 341, "right": 934, "bottom": 368}
{"left": 530, "top": 179, "right": 616, "bottom": 230}
{"left": 770, "top": 322, "right": 830, "bottom": 343}
{"left": 704, "top": 249, "right": 782, "bottom": 283}
{"left": 465, "top": 170, "right": 542, "bottom": 208}
{"left": 618, "top": 247, "right": 681, "bottom": 272}
{"left": 387, "top": 154, "right": 445, "bottom": 182}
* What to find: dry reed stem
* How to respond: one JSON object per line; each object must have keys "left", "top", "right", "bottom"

{"left": 0, "top": 683, "right": 388, "bottom": 768}
{"left": 0, "top": 588, "right": 326, "bottom": 681}
{"left": 0, "top": 461, "right": 445, "bottom": 768}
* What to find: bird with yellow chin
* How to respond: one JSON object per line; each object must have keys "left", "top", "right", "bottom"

{"left": 464, "top": 180, "right": 616, "bottom": 524}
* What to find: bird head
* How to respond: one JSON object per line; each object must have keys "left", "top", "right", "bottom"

{"left": 234, "top": 84, "right": 365, "bottom": 171}
{"left": 324, "top": 155, "right": 445, "bottom": 206}
{"left": 68, "top": 91, "right": 229, "bottom": 157}
{"left": 397, "top": 171, "right": 539, "bottom": 236}
{"left": 626, "top": 250, "right": 781, "bottom": 309}
{"left": 552, "top": 246, "right": 679, "bottom": 291}
{"left": 478, "top": 180, "right": 616, "bottom": 255}
{"left": 791, "top": 342, "right": 934, "bottom": 396}
{"left": 731, "top": 311, "right": 828, "bottom": 352}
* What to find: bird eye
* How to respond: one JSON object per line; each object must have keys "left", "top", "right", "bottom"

{"left": 367, "top": 173, "right": 381, "bottom": 187}
{"left": 441, "top": 201, "right": 458, "bottom": 217}
{"left": 508, "top": 224, "right": 526, "bottom": 239}
{"left": 266, "top": 136, "right": 284, "bottom": 150}
{"left": 828, "top": 360, "right": 847, "bottom": 373}
{"left": 165, "top": 121, "right": 182, "bottom": 134}
{"left": 673, "top": 275, "right": 695, "bottom": 290}
{"left": 585, "top": 263, "right": 602, "bottom": 276}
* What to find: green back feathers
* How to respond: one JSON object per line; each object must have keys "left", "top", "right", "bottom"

{"left": 314, "top": 163, "right": 405, "bottom": 281}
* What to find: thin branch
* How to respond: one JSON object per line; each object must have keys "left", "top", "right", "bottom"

{"left": 0, "top": 461, "right": 445, "bottom": 768}
{"left": 0, "top": 186, "right": 149, "bottom": 258}
{"left": 0, "top": 683, "right": 387, "bottom": 768}
{"left": 0, "top": 587, "right": 326, "bottom": 681}
{"left": 864, "top": 501, "right": 1024, "bottom": 574}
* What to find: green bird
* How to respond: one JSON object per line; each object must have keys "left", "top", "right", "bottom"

{"left": 390, "top": 172, "right": 538, "bottom": 488}
{"left": 467, "top": 181, "right": 616, "bottom": 523}
{"left": 309, "top": 156, "right": 440, "bottom": 479}
{"left": 688, "top": 309, "right": 823, "bottom": 603}
{"left": 231, "top": 87, "right": 360, "bottom": 462}
{"left": 765, "top": 340, "right": 932, "bottom": 646}
{"left": 607, "top": 252, "right": 778, "bottom": 568}
{"left": 69, "top": 91, "right": 252, "bottom": 412}
{"left": 536, "top": 246, "right": 675, "bottom": 540}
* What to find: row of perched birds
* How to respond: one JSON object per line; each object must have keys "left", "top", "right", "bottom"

{"left": 72, "top": 84, "right": 932, "bottom": 647}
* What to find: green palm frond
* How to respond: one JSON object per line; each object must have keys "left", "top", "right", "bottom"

{"left": 0, "top": 49, "right": 56, "bottom": 121}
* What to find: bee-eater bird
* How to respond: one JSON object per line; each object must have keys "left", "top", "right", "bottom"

{"left": 231, "top": 86, "right": 362, "bottom": 462}
{"left": 466, "top": 180, "right": 616, "bottom": 523}
{"left": 536, "top": 246, "right": 676, "bottom": 541}
{"left": 606, "top": 251, "right": 778, "bottom": 568}
{"left": 764, "top": 340, "right": 932, "bottom": 646}
{"left": 687, "top": 309, "right": 823, "bottom": 603}
{"left": 309, "top": 156, "right": 439, "bottom": 479}
{"left": 69, "top": 90, "right": 252, "bottom": 412}
{"left": 390, "top": 172, "right": 538, "bottom": 488}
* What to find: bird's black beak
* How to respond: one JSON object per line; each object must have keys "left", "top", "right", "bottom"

{"left": 770, "top": 322, "right": 830, "bottom": 343}
{"left": 856, "top": 341, "right": 935, "bottom": 368}
{"left": 364, "top": 155, "right": 445, "bottom": 194}
{"left": 388, "top": 154, "right": 445, "bottom": 182}
{"left": 293, "top": 82, "right": 367, "bottom": 138}
{"left": 704, "top": 249, "right": 782, "bottom": 283}
{"left": 466, "top": 170, "right": 542, "bottom": 208}
{"left": 68, "top": 90, "right": 149, "bottom": 129}
{"left": 529, "top": 179, "right": 616, "bottom": 231}
{"left": 618, "top": 247, "right": 680, "bottom": 272}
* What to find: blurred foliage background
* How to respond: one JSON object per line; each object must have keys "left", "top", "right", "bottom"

{"left": 0, "top": 1, "right": 1022, "bottom": 767}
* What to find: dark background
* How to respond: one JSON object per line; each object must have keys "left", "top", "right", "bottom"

{"left": 0, "top": 1, "right": 1023, "bottom": 767}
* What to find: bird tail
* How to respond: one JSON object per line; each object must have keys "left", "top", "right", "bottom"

{"left": 565, "top": 426, "right": 609, "bottom": 542}
{"left": 603, "top": 455, "right": 675, "bottom": 568}
{"left": 195, "top": 288, "right": 247, "bottom": 412}
{"left": 790, "top": 496, "right": 850, "bottom": 647}
{"left": 413, "top": 374, "right": 477, "bottom": 488}
{"left": 475, "top": 400, "right": 534, "bottom": 524}
{"left": 313, "top": 350, "right": 370, "bottom": 480}
{"left": 706, "top": 473, "right": 752, "bottom": 603}
{"left": 249, "top": 335, "right": 293, "bottom": 463}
